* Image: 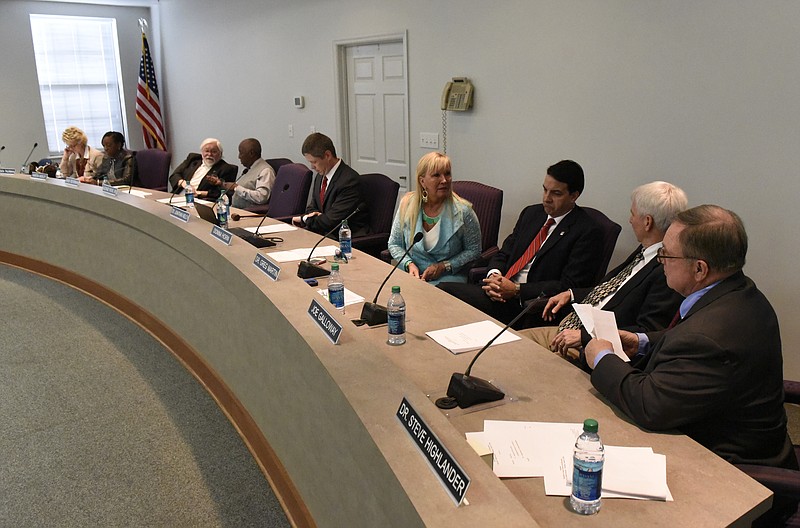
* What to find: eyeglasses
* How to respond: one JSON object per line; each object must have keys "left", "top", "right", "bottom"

{"left": 656, "top": 247, "right": 699, "bottom": 264}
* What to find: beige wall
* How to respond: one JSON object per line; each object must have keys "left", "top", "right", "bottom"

{"left": 3, "top": 0, "right": 800, "bottom": 379}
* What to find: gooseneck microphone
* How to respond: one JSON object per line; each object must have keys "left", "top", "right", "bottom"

{"left": 360, "top": 231, "right": 424, "bottom": 326}
{"left": 435, "top": 298, "right": 540, "bottom": 410}
{"left": 297, "top": 205, "right": 364, "bottom": 279}
{"left": 0, "top": 145, "right": 5, "bottom": 167}
{"left": 21, "top": 142, "right": 38, "bottom": 173}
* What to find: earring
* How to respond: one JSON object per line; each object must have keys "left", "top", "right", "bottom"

{"left": 421, "top": 188, "right": 428, "bottom": 203}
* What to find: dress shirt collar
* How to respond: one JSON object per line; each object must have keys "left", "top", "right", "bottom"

{"left": 679, "top": 279, "right": 722, "bottom": 319}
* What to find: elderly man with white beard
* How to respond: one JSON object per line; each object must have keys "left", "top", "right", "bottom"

{"left": 169, "top": 137, "right": 238, "bottom": 201}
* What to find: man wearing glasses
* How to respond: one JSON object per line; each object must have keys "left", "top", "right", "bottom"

{"left": 522, "top": 181, "right": 687, "bottom": 362}
{"left": 586, "top": 205, "right": 795, "bottom": 475}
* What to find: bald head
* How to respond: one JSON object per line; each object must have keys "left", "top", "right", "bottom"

{"left": 238, "top": 138, "right": 262, "bottom": 168}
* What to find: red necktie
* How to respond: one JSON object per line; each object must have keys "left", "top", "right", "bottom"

{"left": 666, "top": 309, "right": 682, "bottom": 329}
{"left": 505, "top": 218, "right": 555, "bottom": 279}
{"left": 319, "top": 176, "right": 327, "bottom": 206}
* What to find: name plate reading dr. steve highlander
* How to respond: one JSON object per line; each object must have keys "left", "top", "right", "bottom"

{"left": 397, "top": 397, "right": 470, "bottom": 506}
{"left": 253, "top": 253, "right": 280, "bottom": 281}
{"left": 170, "top": 206, "right": 190, "bottom": 223}
{"left": 307, "top": 298, "right": 342, "bottom": 344}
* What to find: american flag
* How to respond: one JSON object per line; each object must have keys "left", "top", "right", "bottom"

{"left": 136, "top": 32, "right": 166, "bottom": 150}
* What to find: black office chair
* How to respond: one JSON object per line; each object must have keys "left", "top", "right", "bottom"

{"left": 736, "top": 380, "right": 800, "bottom": 527}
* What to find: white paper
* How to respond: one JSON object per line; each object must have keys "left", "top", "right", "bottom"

{"left": 554, "top": 445, "right": 672, "bottom": 501}
{"left": 317, "top": 287, "right": 365, "bottom": 307}
{"left": 480, "top": 419, "right": 672, "bottom": 501}
{"left": 425, "top": 320, "right": 521, "bottom": 354}
{"left": 244, "top": 223, "right": 298, "bottom": 234}
{"left": 483, "top": 420, "right": 582, "bottom": 478}
{"left": 572, "top": 304, "right": 628, "bottom": 361}
{"left": 113, "top": 187, "right": 151, "bottom": 198}
{"left": 156, "top": 197, "right": 214, "bottom": 207}
{"left": 267, "top": 245, "right": 339, "bottom": 263}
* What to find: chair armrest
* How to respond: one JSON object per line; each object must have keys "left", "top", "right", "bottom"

{"left": 379, "top": 249, "right": 392, "bottom": 264}
{"left": 785, "top": 380, "right": 800, "bottom": 405}
{"left": 735, "top": 464, "right": 800, "bottom": 500}
{"left": 468, "top": 266, "right": 489, "bottom": 284}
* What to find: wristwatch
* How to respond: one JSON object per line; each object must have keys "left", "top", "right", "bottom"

{"left": 515, "top": 282, "right": 521, "bottom": 297}
{"left": 443, "top": 261, "right": 452, "bottom": 273}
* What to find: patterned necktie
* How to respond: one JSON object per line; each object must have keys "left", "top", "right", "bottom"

{"left": 558, "top": 249, "right": 645, "bottom": 331}
{"left": 505, "top": 218, "right": 555, "bottom": 279}
{"left": 666, "top": 309, "right": 682, "bottom": 329}
{"left": 319, "top": 175, "right": 327, "bottom": 206}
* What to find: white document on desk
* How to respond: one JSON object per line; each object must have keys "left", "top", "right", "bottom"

{"left": 244, "top": 224, "right": 298, "bottom": 235}
{"left": 551, "top": 445, "right": 672, "bottom": 501}
{"left": 425, "top": 320, "right": 521, "bottom": 354}
{"left": 267, "top": 245, "right": 339, "bottom": 262}
{"left": 572, "top": 304, "right": 628, "bottom": 361}
{"left": 113, "top": 187, "right": 151, "bottom": 198}
{"left": 317, "top": 287, "right": 365, "bottom": 307}
{"left": 483, "top": 420, "right": 582, "bottom": 477}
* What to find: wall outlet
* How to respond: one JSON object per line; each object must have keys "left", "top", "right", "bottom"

{"left": 420, "top": 132, "right": 439, "bottom": 149}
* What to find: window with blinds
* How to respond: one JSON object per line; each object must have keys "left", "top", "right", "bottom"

{"left": 29, "top": 14, "right": 127, "bottom": 154}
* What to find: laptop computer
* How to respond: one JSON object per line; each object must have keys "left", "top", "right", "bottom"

{"left": 195, "top": 202, "right": 276, "bottom": 248}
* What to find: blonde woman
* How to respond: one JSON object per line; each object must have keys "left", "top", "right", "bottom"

{"left": 388, "top": 152, "right": 481, "bottom": 284}
{"left": 59, "top": 126, "right": 103, "bottom": 181}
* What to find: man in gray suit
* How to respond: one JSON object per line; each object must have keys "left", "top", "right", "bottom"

{"left": 587, "top": 205, "right": 795, "bottom": 471}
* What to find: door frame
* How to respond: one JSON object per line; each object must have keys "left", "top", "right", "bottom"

{"left": 333, "top": 31, "right": 410, "bottom": 190}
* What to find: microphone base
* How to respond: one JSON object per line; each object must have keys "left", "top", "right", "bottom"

{"left": 444, "top": 372, "right": 505, "bottom": 409}
{"left": 360, "top": 302, "right": 388, "bottom": 326}
{"left": 297, "top": 260, "right": 330, "bottom": 279}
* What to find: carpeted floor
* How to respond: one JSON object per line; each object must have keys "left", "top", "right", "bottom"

{"left": 0, "top": 263, "right": 291, "bottom": 527}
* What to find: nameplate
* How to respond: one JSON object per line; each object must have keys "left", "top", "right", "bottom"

{"left": 253, "top": 253, "right": 280, "bottom": 281}
{"left": 102, "top": 182, "right": 118, "bottom": 196}
{"left": 0, "top": 168, "right": 16, "bottom": 174}
{"left": 64, "top": 177, "right": 79, "bottom": 186}
{"left": 30, "top": 171, "right": 48, "bottom": 181}
{"left": 307, "top": 298, "right": 342, "bottom": 344}
{"left": 396, "top": 397, "right": 470, "bottom": 505}
{"left": 170, "top": 206, "right": 190, "bottom": 223}
{"left": 210, "top": 225, "right": 233, "bottom": 245}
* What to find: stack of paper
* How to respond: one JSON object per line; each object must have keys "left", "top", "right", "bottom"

{"left": 267, "top": 245, "right": 339, "bottom": 262}
{"left": 468, "top": 420, "right": 672, "bottom": 501}
{"left": 244, "top": 224, "right": 297, "bottom": 235}
{"left": 425, "top": 320, "right": 521, "bottom": 354}
{"left": 317, "top": 287, "right": 365, "bottom": 307}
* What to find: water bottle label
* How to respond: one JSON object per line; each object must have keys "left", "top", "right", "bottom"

{"left": 388, "top": 312, "right": 405, "bottom": 335}
{"left": 329, "top": 286, "right": 345, "bottom": 308}
{"left": 218, "top": 210, "right": 227, "bottom": 225}
{"left": 572, "top": 463, "right": 603, "bottom": 501}
{"left": 340, "top": 239, "right": 352, "bottom": 256}
{"left": 185, "top": 192, "right": 194, "bottom": 205}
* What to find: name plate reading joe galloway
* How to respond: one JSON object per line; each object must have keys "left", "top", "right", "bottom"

{"left": 307, "top": 298, "right": 342, "bottom": 344}
{"left": 396, "top": 397, "right": 470, "bottom": 505}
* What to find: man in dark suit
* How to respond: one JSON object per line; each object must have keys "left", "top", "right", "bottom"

{"left": 292, "top": 133, "right": 369, "bottom": 237}
{"left": 523, "top": 181, "right": 687, "bottom": 361}
{"left": 439, "top": 160, "right": 604, "bottom": 328}
{"left": 169, "top": 138, "right": 238, "bottom": 202}
{"left": 586, "top": 205, "right": 795, "bottom": 473}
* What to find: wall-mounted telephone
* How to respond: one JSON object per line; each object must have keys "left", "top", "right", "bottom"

{"left": 441, "top": 77, "right": 474, "bottom": 112}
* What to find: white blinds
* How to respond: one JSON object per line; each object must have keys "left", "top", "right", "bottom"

{"left": 29, "top": 14, "right": 127, "bottom": 154}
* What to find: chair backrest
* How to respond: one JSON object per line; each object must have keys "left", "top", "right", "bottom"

{"left": 266, "top": 158, "right": 293, "bottom": 175}
{"left": 582, "top": 206, "right": 622, "bottom": 283}
{"left": 267, "top": 163, "right": 312, "bottom": 218}
{"left": 452, "top": 180, "right": 503, "bottom": 252}
{"left": 135, "top": 149, "right": 172, "bottom": 191}
{"left": 359, "top": 173, "right": 400, "bottom": 235}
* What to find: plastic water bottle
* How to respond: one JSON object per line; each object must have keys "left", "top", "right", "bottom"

{"left": 387, "top": 286, "right": 406, "bottom": 345}
{"left": 570, "top": 418, "right": 604, "bottom": 515}
{"left": 327, "top": 263, "right": 345, "bottom": 314}
{"left": 217, "top": 193, "right": 229, "bottom": 229}
{"left": 184, "top": 182, "right": 195, "bottom": 208}
{"left": 339, "top": 219, "right": 352, "bottom": 260}
{"left": 102, "top": 175, "right": 109, "bottom": 187}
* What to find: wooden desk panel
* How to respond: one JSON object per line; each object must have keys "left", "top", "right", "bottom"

{"left": 0, "top": 175, "right": 769, "bottom": 527}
